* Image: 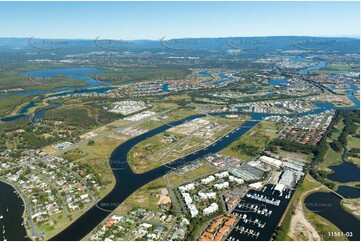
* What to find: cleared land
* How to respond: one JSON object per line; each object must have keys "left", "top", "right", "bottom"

{"left": 166, "top": 161, "right": 217, "bottom": 187}
{"left": 129, "top": 115, "right": 246, "bottom": 173}
{"left": 114, "top": 177, "right": 168, "bottom": 214}
{"left": 220, "top": 121, "right": 282, "bottom": 160}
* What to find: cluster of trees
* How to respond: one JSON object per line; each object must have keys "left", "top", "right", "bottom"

{"left": 312, "top": 138, "right": 328, "bottom": 163}
{"left": 336, "top": 110, "right": 359, "bottom": 147}
{"left": 231, "top": 143, "right": 260, "bottom": 157}
{"left": 270, "top": 139, "right": 314, "bottom": 153}
{"left": 330, "top": 139, "right": 342, "bottom": 152}
{"left": 309, "top": 168, "right": 336, "bottom": 189}
{"left": 349, "top": 148, "right": 360, "bottom": 160}
{"left": 269, "top": 138, "right": 329, "bottom": 163}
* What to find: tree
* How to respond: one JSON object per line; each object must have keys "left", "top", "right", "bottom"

{"left": 87, "top": 140, "right": 95, "bottom": 146}
{"left": 330, "top": 140, "right": 342, "bottom": 152}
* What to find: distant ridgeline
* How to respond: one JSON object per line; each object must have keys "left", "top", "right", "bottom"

{"left": 0, "top": 36, "right": 359, "bottom": 54}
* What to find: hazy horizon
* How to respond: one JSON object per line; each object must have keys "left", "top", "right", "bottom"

{"left": 0, "top": 35, "right": 360, "bottom": 41}
{"left": 0, "top": 1, "right": 359, "bottom": 39}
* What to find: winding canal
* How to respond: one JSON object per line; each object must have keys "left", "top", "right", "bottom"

{"left": 50, "top": 62, "right": 359, "bottom": 240}
{"left": 51, "top": 113, "right": 262, "bottom": 240}
{"left": 51, "top": 96, "right": 359, "bottom": 240}
{"left": 327, "top": 144, "right": 360, "bottom": 183}
{"left": 1, "top": 62, "right": 359, "bottom": 240}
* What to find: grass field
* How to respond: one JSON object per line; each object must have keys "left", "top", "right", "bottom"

{"left": 83, "top": 136, "right": 124, "bottom": 189}
{"left": 331, "top": 119, "right": 344, "bottom": 140}
{"left": 347, "top": 136, "right": 360, "bottom": 150}
{"left": 220, "top": 121, "right": 282, "bottom": 160}
{"left": 152, "top": 102, "right": 179, "bottom": 111}
{"left": 311, "top": 65, "right": 360, "bottom": 75}
{"left": 0, "top": 94, "right": 33, "bottom": 116}
{"left": 346, "top": 131, "right": 360, "bottom": 168}
{"left": 166, "top": 161, "right": 217, "bottom": 186}
{"left": 319, "top": 147, "right": 343, "bottom": 171}
{"left": 61, "top": 148, "right": 88, "bottom": 162}
{"left": 114, "top": 177, "right": 167, "bottom": 214}
{"left": 41, "top": 209, "right": 87, "bottom": 240}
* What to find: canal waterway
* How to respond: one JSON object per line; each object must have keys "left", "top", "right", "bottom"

{"left": 304, "top": 192, "right": 360, "bottom": 241}
{"left": 0, "top": 181, "right": 29, "bottom": 241}
{"left": 1, "top": 61, "right": 360, "bottom": 240}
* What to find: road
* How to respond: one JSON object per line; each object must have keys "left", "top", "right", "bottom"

{"left": 51, "top": 108, "right": 177, "bottom": 157}
{"left": 164, "top": 174, "right": 183, "bottom": 215}
{"left": 37, "top": 171, "right": 70, "bottom": 217}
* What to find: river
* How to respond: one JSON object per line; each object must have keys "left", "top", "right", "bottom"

{"left": 50, "top": 60, "right": 360, "bottom": 240}
{"left": 1, "top": 61, "right": 360, "bottom": 240}
{"left": 50, "top": 114, "right": 263, "bottom": 240}
{"left": 0, "top": 68, "right": 114, "bottom": 122}
{"left": 50, "top": 98, "right": 360, "bottom": 240}
{"left": 19, "top": 68, "right": 105, "bottom": 96}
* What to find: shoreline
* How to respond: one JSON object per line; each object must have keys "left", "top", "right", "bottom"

{"left": 0, "top": 178, "right": 35, "bottom": 240}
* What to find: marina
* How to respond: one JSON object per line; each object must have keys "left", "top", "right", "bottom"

{"left": 0, "top": 181, "right": 29, "bottom": 241}
{"left": 227, "top": 184, "right": 293, "bottom": 241}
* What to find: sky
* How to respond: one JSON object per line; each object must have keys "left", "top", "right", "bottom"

{"left": 0, "top": 1, "right": 359, "bottom": 40}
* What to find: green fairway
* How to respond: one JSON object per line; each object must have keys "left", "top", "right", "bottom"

{"left": 311, "top": 64, "right": 360, "bottom": 74}
{"left": 347, "top": 135, "right": 360, "bottom": 150}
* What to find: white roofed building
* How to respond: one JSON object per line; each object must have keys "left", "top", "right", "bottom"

{"left": 213, "top": 181, "right": 229, "bottom": 190}
{"left": 178, "top": 183, "right": 195, "bottom": 193}
{"left": 198, "top": 192, "right": 217, "bottom": 200}
{"left": 203, "top": 203, "right": 219, "bottom": 215}
{"left": 215, "top": 171, "right": 229, "bottom": 178}
{"left": 279, "top": 170, "right": 295, "bottom": 187}
{"left": 229, "top": 175, "right": 244, "bottom": 184}
{"left": 201, "top": 175, "right": 215, "bottom": 185}
{"left": 259, "top": 156, "right": 282, "bottom": 168}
